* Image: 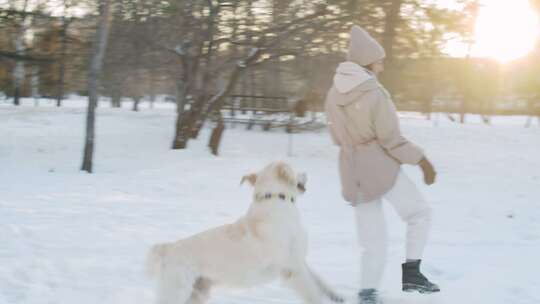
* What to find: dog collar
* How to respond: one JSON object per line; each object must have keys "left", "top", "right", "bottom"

{"left": 255, "top": 192, "right": 296, "bottom": 204}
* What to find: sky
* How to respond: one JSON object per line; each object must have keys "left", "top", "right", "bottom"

{"left": 442, "top": 0, "right": 540, "bottom": 62}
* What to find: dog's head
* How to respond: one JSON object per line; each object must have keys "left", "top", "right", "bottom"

{"left": 241, "top": 161, "right": 307, "bottom": 197}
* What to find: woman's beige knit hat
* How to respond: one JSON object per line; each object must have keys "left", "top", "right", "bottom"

{"left": 347, "top": 25, "right": 386, "bottom": 66}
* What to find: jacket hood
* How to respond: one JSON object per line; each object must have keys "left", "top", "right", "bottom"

{"left": 332, "top": 61, "right": 380, "bottom": 105}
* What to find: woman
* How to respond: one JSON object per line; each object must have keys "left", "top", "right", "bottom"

{"left": 325, "top": 25, "right": 440, "bottom": 304}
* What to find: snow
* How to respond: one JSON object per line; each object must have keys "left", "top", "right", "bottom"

{"left": 1, "top": 97, "right": 539, "bottom": 304}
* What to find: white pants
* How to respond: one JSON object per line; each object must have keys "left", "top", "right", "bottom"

{"left": 354, "top": 171, "right": 431, "bottom": 289}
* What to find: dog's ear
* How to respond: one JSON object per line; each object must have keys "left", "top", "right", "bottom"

{"left": 240, "top": 173, "right": 257, "bottom": 186}
{"left": 276, "top": 162, "right": 295, "bottom": 186}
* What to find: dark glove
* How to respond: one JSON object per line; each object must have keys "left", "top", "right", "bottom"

{"left": 419, "top": 157, "right": 436, "bottom": 185}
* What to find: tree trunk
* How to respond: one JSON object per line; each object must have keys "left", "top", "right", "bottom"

{"left": 56, "top": 15, "right": 68, "bottom": 107}
{"left": 13, "top": 27, "right": 25, "bottom": 106}
{"left": 208, "top": 116, "right": 225, "bottom": 155}
{"left": 171, "top": 78, "right": 189, "bottom": 149}
{"left": 382, "top": 0, "right": 402, "bottom": 62}
{"left": 423, "top": 60, "right": 435, "bottom": 120}
{"left": 31, "top": 65, "right": 39, "bottom": 106}
{"left": 266, "top": 0, "right": 283, "bottom": 100}
{"left": 81, "top": 0, "right": 113, "bottom": 173}
{"left": 189, "top": 100, "right": 204, "bottom": 139}
{"left": 380, "top": 0, "right": 403, "bottom": 92}
{"left": 190, "top": 1, "right": 221, "bottom": 140}
{"left": 171, "top": 2, "right": 195, "bottom": 149}
{"left": 460, "top": 2, "right": 479, "bottom": 125}
{"left": 149, "top": 73, "right": 156, "bottom": 109}
{"left": 12, "top": 0, "right": 30, "bottom": 106}
{"left": 13, "top": 87, "right": 21, "bottom": 106}
{"left": 132, "top": 96, "right": 140, "bottom": 111}
{"left": 459, "top": 107, "right": 466, "bottom": 124}
{"left": 525, "top": 97, "right": 539, "bottom": 127}
{"left": 111, "top": 85, "right": 122, "bottom": 108}
{"left": 172, "top": 109, "right": 194, "bottom": 149}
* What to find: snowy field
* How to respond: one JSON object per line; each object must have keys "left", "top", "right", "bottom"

{"left": 1, "top": 98, "right": 539, "bottom": 304}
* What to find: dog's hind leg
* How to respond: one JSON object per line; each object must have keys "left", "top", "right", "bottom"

{"left": 155, "top": 269, "right": 197, "bottom": 304}
{"left": 186, "top": 277, "right": 212, "bottom": 304}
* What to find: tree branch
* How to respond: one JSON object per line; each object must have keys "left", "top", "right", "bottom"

{"left": 0, "top": 50, "right": 55, "bottom": 62}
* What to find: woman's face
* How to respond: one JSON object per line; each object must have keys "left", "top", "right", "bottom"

{"left": 371, "top": 61, "right": 384, "bottom": 75}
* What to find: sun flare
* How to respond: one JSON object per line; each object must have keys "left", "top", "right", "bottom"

{"left": 472, "top": 0, "right": 539, "bottom": 62}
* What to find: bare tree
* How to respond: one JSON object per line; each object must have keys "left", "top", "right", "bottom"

{"left": 169, "top": 2, "right": 350, "bottom": 150}
{"left": 56, "top": 0, "right": 72, "bottom": 107}
{"left": 11, "top": 0, "right": 30, "bottom": 106}
{"left": 81, "top": 0, "right": 112, "bottom": 173}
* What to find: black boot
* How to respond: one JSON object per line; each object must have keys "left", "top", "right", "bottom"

{"left": 402, "top": 260, "right": 440, "bottom": 293}
{"left": 358, "top": 288, "right": 381, "bottom": 304}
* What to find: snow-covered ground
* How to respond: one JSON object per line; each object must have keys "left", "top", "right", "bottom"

{"left": 1, "top": 98, "right": 539, "bottom": 304}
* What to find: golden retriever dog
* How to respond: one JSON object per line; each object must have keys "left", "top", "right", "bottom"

{"left": 146, "top": 161, "right": 343, "bottom": 304}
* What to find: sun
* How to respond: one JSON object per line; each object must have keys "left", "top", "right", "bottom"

{"left": 472, "top": 0, "right": 539, "bottom": 62}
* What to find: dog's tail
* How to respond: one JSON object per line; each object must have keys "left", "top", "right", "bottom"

{"left": 146, "top": 243, "right": 170, "bottom": 278}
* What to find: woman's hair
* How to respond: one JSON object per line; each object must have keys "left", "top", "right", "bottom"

{"left": 363, "top": 63, "right": 375, "bottom": 72}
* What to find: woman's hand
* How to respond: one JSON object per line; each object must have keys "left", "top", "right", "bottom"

{"left": 419, "top": 157, "right": 436, "bottom": 185}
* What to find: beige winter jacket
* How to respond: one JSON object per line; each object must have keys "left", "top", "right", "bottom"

{"left": 325, "top": 62, "right": 424, "bottom": 204}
